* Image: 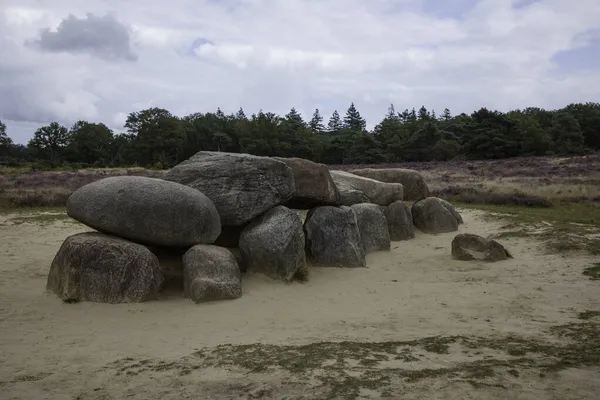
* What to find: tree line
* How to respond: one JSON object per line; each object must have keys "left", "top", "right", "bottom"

{"left": 1, "top": 101, "right": 599, "bottom": 169}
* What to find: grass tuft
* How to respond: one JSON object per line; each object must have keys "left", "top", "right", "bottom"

{"left": 578, "top": 311, "right": 600, "bottom": 320}
{"left": 582, "top": 263, "right": 600, "bottom": 280}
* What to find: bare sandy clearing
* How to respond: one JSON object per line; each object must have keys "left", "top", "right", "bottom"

{"left": 1, "top": 209, "right": 599, "bottom": 399}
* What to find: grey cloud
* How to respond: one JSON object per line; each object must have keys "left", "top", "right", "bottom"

{"left": 0, "top": 66, "right": 58, "bottom": 124}
{"left": 27, "top": 13, "right": 137, "bottom": 62}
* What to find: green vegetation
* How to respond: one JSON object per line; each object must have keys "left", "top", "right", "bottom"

{"left": 454, "top": 202, "right": 600, "bottom": 255}
{"left": 0, "top": 207, "right": 78, "bottom": 226}
{"left": 583, "top": 263, "right": 600, "bottom": 280}
{"left": 578, "top": 311, "right": 600, "bottom": 320}
{"left": 456, "top": 202, "right": 600, "bottom": 226}
{"left": 2, "top": 102, "right": 600, "bottom": 169}
{"left": 7, "top": 212, "right": 75, "bottom": 225}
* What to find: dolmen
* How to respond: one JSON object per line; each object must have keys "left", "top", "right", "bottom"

{"left": 47, "top": 150, "right": 464, "bottom": 304}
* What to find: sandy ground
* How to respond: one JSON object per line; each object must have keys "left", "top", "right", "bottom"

{"left": 1, "top": 208, "right": 599, "bottom": 399}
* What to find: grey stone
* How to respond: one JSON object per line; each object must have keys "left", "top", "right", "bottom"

{"left": 303, "top": 206, "right": 366, "bottom": 268}
{"left": 383, "top": 200, "right": 415, "bottom": 241}
{"left": 333, "top": 180, "right": 370, "bottom": 205}
{"left": 164, "top": 151, "right": 295, "bottom": 226}
{"left": 412, "top": 197, "right": 460, "bottom": 234}
{"left": 350, "top": 168, "right": 429, "bottom": 200}
{"left": 439, "top": 198, "right": 464, "bottom": 224}
{"left": 330, "top": 170, "right": 403, "bottom": 206}
{"left": 452, "top": 233, "right": 512, "bottom": 262}
{"left": 182, "top": 245, "right": 242, "bottom": 303}
{"left": 350, "top": 203, "right": 391, "bottom": 253}
{"left": 67, "top": 176, "right": 221, "bottom": 248}
{"left": 46, "top": 232, "right": 163, "bottom": 303}
{"left": 239, "top": 205, "right": 307, "bottom": 282}
{"left": 274, "top": 157, "right": 341, "bottom": 208}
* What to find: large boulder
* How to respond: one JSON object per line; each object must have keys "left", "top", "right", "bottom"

{"left": 273, "top": 157, "right": 341, "bottom": 208}
{"left": 451, "top": 233, "right": 512, "bottom": 262}
{"left": 350, "top": 168, "right": 429, "bottom": 200}
{"left": 332, "top": 181, "right": 369, "bottom": 205}
{"left": 164, "top": 151, "right": 295, "bottom": 226}
{"left": 67, "top": 176, "right": 221, "bottom": 248}
{"left": 382, "top": 200, "right": 415, "bottom": 241}
{"left": 182, "top": 245, "right": 242, "bottom": 303}
{"left": 239, "top": 206, "right": 307, "bottom": 282}
{"left": 303, "top": 206, "right": 366, "bottom": 268}
{"left": 351, "top": 203, "right": 391, "bottom": 253}
{"left": 440, "top": 198, "right": 464, "bottom": 224}
{"left": 47, "top": 232, "right": 163, "bottom": 303}
{"left": 329, "top": 170, "right": 403, "bottom": 206}
{"left": 412, "top": 197, "right": 461, "bottom": 234}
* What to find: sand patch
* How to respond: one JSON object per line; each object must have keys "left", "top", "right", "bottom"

{"left": 0, "top": 208, "right": 599, "bottom": 399}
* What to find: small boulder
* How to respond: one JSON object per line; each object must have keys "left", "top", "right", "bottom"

{"left": 451, "top": 233, "right": 512, "bottom": 262}
{"left": 47, "top": 232, "right": 163, "bottom": 303}
{"left": 239, "top": 206, "right": 307, "bottom": 282}
{"left": 182, "top": 245, "right": 242, "bottom": 303}
{"left": 164, "top": 151, "right": 294, "bottom": 226}
{"left": 330, "top": 170, "right": 403, "bottom": 206}
{"left": 274, "top": 157, "right": 341, "bottom": 208}
{"left": 67, "top": 176, "right": 221, "bottom": 248}
{"left": 351, "top": 203, "right": 391, "bottom": 253}
{"left": 383, "top": 201, "right": 415, "bottom": 241}
{"left": 303, "top": 206, "right": 366, "bottom": 268}
{"left": 350, "top": 168, "right": 429, "bottom": 200}
{"left": 412, "top": 197, "right": 460, "bottom": 234}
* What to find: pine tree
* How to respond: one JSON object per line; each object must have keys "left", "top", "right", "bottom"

{"left": 343, "top": 102, "right": 366, "bottom": 131}
{"left": 235, "top": 107, "right": 247, "bottom": 120}
{"left": 285, "top": 107, "right": 306, "bottom": 129}
{"left": 309, "top": 108, "right": 325, "bottom": 133}
{"left": 441, "top": 108, "right": 452, "bottom": 121}
{"left": 0, "top": 120, "right": 12, "bottom": 149}
{"left": 399, "top": 109, "right": 410, "bottom": 124}
{"left": 328, "top": 110, "right": 343, "bottom": 133}
{"left": 386, "top": 104, "right": 398, "bottom": 119}
{"left": 418, "top": 106, "right": 430, "bottom": 121}
{"left": 408, "top": 108, "right": 417, "bottom": 122}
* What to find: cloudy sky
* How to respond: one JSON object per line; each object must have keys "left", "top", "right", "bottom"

{"left": 1, "top": 0, "right": 599, "bottom": 144}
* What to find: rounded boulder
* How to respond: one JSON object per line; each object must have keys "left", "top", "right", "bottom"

{"left": 46, "top": 232, "right": 163, "bottom": 303}
{"left": 451, "top": 233, "right": 512, "bottom": 262}
{"left": 67, "top": 176, "right": 221, "bottom": 247}
{"left": 412, "top": 197, "right": 460, "bottom": 234}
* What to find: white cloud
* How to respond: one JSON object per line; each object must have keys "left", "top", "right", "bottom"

{"left": 1, "top": 0, "right": 599, "bottom": 143}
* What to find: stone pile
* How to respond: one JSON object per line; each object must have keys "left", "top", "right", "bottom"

{"left": 46, "top": 151, "right": 466, "bottom": 305}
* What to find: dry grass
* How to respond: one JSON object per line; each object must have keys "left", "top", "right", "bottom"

{"left": 332, "top": 154, "right": 600, "bottom": 205}
{"left": 0, "top": 168, "right": 166, "bottom": 208}
{"left": 2, "top": 154, "right": 600, "bottom": 209}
